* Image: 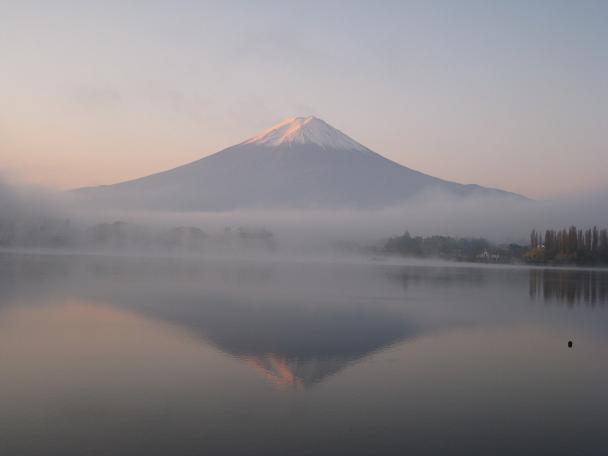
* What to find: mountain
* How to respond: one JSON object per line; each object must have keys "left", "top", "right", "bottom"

{"left": 75, "top": 116, "right": 525, "bottom": 210}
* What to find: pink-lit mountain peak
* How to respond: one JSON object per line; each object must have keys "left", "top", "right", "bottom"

{"left": 243, "top": 116, "right": 370, "bottom": 152}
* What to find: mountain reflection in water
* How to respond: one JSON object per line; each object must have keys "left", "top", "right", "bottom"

{"left": 135, "top": 296, "right": 414, "bottom": 389}
{"left": 3, "top": 253, "right": 608, "bottom": 456}
{"left": 0, "top": 253, "right": 414, "bottom": 389}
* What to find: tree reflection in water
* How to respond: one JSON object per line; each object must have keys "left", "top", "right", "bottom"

{"left": 529, "top": 269, "right": 608, "bottom": 307}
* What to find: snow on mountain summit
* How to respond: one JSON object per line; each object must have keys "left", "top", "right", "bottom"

{"left": 242, "top": 116, "right": 370, "bottom": 153}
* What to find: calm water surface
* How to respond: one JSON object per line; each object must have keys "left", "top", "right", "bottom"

{"left": 1, "top": 253, "right": 607, "bottom": 455}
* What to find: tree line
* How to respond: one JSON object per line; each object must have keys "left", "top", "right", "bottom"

{"left": 383, "top": 231, "right": 526, "bottom": 262}
{"left": 528, "top": 226, "right": 608, "bottom": 265}
{"left": 384, "top": 227, "right": 608, "bottom": 266}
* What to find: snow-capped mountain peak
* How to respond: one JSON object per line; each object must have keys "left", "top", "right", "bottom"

{"left": 242, "top": 116, "right": 370, "bottom": 153}
{"left": 76, "top": 115, "right": 525, "bottom": 211}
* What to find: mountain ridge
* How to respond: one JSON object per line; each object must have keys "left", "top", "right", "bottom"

{"left": 75, "top": 116, "right": 527, "bottom": 211}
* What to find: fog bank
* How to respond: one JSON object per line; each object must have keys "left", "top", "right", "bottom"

{"left": 2, "top": 175, "right": 608, "bottom": 255}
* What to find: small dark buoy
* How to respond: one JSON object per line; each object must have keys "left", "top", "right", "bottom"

{"left": 568, "top": 340, "right": 573, "bottom": 348}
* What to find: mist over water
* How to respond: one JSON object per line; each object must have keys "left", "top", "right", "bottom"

{"left": 1, "top": 175, "right": 607, "bottom": 253}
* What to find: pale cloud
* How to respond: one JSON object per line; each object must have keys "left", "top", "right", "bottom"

{"left": 70, "top": 84, "right": 123, "bottom": 111}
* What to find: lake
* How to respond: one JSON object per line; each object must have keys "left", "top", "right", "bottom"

{"left": 1, "top": 252, "right": 607, "bottom": 455}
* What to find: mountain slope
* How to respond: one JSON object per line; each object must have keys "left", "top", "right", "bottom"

{"left": 76, "top": 116, "right": 525, "bottom": 210}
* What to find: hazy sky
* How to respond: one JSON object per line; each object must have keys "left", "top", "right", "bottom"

{"left": 1, "top": 0, "right": 606, "bottom": 198}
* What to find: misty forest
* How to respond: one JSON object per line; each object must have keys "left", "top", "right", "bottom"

{"left": 1, "top": 205, "right": 607, "bottom": 266}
